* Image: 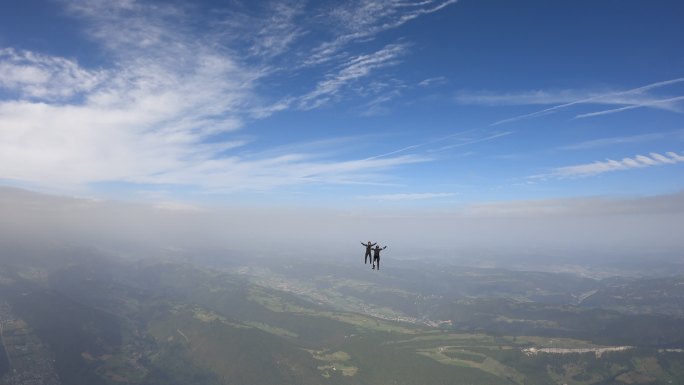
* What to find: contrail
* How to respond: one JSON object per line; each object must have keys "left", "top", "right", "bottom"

{"left": 363, "top": 126, "right": 487, "bottom": 160}
{"left": 492, "top": 77, "right": 684, "bottom": 126}
{"left": 575, "top": 95, "right": 684, "bottom": 119}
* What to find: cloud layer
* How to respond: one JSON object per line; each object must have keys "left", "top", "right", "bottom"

{"left": 2, "top": 186, "right": 683, "bottom": 262}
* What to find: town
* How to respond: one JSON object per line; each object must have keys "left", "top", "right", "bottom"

{"left": 0, "top": 301, "right": 61, "bottom": 385}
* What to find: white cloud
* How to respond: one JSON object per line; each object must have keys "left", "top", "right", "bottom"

{"left": 0, "top": 48, "right": 107, "bottom": 100}
{"left": 0, "top": 91, "right": 426, "bottom": 189}
{"left": 533, "top": 151, "right": 684, "bottom": 179}
{"left": 0, "top": 45, "right": 258, "bottom": 186}
{"left": 650, "top": 152, "right": 678, "bottom": 164}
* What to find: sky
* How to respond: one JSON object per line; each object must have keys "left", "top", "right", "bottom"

{"left": 1, "top": 0, "right": 684, "bottom": 262}
{"left": 0, "top": 0, "right": 683, "bottom": 208}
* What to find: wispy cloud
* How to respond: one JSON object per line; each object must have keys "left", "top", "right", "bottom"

{"left": 358, "top": 90, "right": 403, "bottom": 116}
{"left": 532, "top": 151, "right": 684, "bottom": 179}
{"left": 455, "top": 89, "right": 589, "bottom": 106}
{"left": 574, "top": 95, "right": 684, "bottom": 119}
{"left": 362, "top": 128, "right": 511, "bottom": 162}
{"left": 306, "top": 0, "right": 457, "bottom": 66}
{"left": 222, "top": 0, "right": 457, "bottom": 112}
{"left": 213, "top": 1, "right": 307, "bottom": 61}
{"left": 357, "top": 192, "right": 456, "bottom": 201}
{"left": 246, "top": 2, "right": 307, "bottom": 59}
{"left": 429, "top": 131, "right": 513, "bottom": 152}
{"left": 298, "top": 43, "right": 408, "bottom": 109}
{"left": 148, "top": 153, "right": 430, "bottom": 191}
{"left": 560, "top": 131, "right": 681, "bottom": 150}
{"left": 455, "top": 77, "right": 684, "bottom": 125}
{"left": 418, "top": 76, "right": 447, "bottom": 87}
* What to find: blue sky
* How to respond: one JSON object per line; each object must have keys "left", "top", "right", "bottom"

{"left": 1, "top": 0, "right": 683, "bottom": 208}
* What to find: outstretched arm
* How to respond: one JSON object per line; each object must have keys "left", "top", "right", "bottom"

{"left": 361, "top": 242, "right": 367, "bottom": 246}
{"left": 371, "top": 242, "right": 377, "bottom": 246}
{"left": 382, "top": 246, "right": 387, "bottom": 250}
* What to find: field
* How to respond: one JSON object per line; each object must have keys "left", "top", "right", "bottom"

{"left": 0, "top": 251, "right": 683, "bottom": 384}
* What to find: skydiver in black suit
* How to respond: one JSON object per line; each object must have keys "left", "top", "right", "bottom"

{"left": 361, "top": 241, "right": 376, "bottom": 264}
{"left": 372, "top": 245, "right": 387, "bottom": 270}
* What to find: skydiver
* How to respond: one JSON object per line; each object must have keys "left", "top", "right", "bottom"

{"left": 372, "top": 245, "right": 387, "bottom": 270}
{"left": 361, "top": 240, "right": 376, "bottom": 264}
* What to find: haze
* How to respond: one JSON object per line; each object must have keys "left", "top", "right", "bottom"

{"left": 2, "top": 187, "right": 682, "bottom": 273}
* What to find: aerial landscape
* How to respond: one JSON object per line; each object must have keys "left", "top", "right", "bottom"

{"left": 1, "top": 0, "right": 684, "bottom": 384}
